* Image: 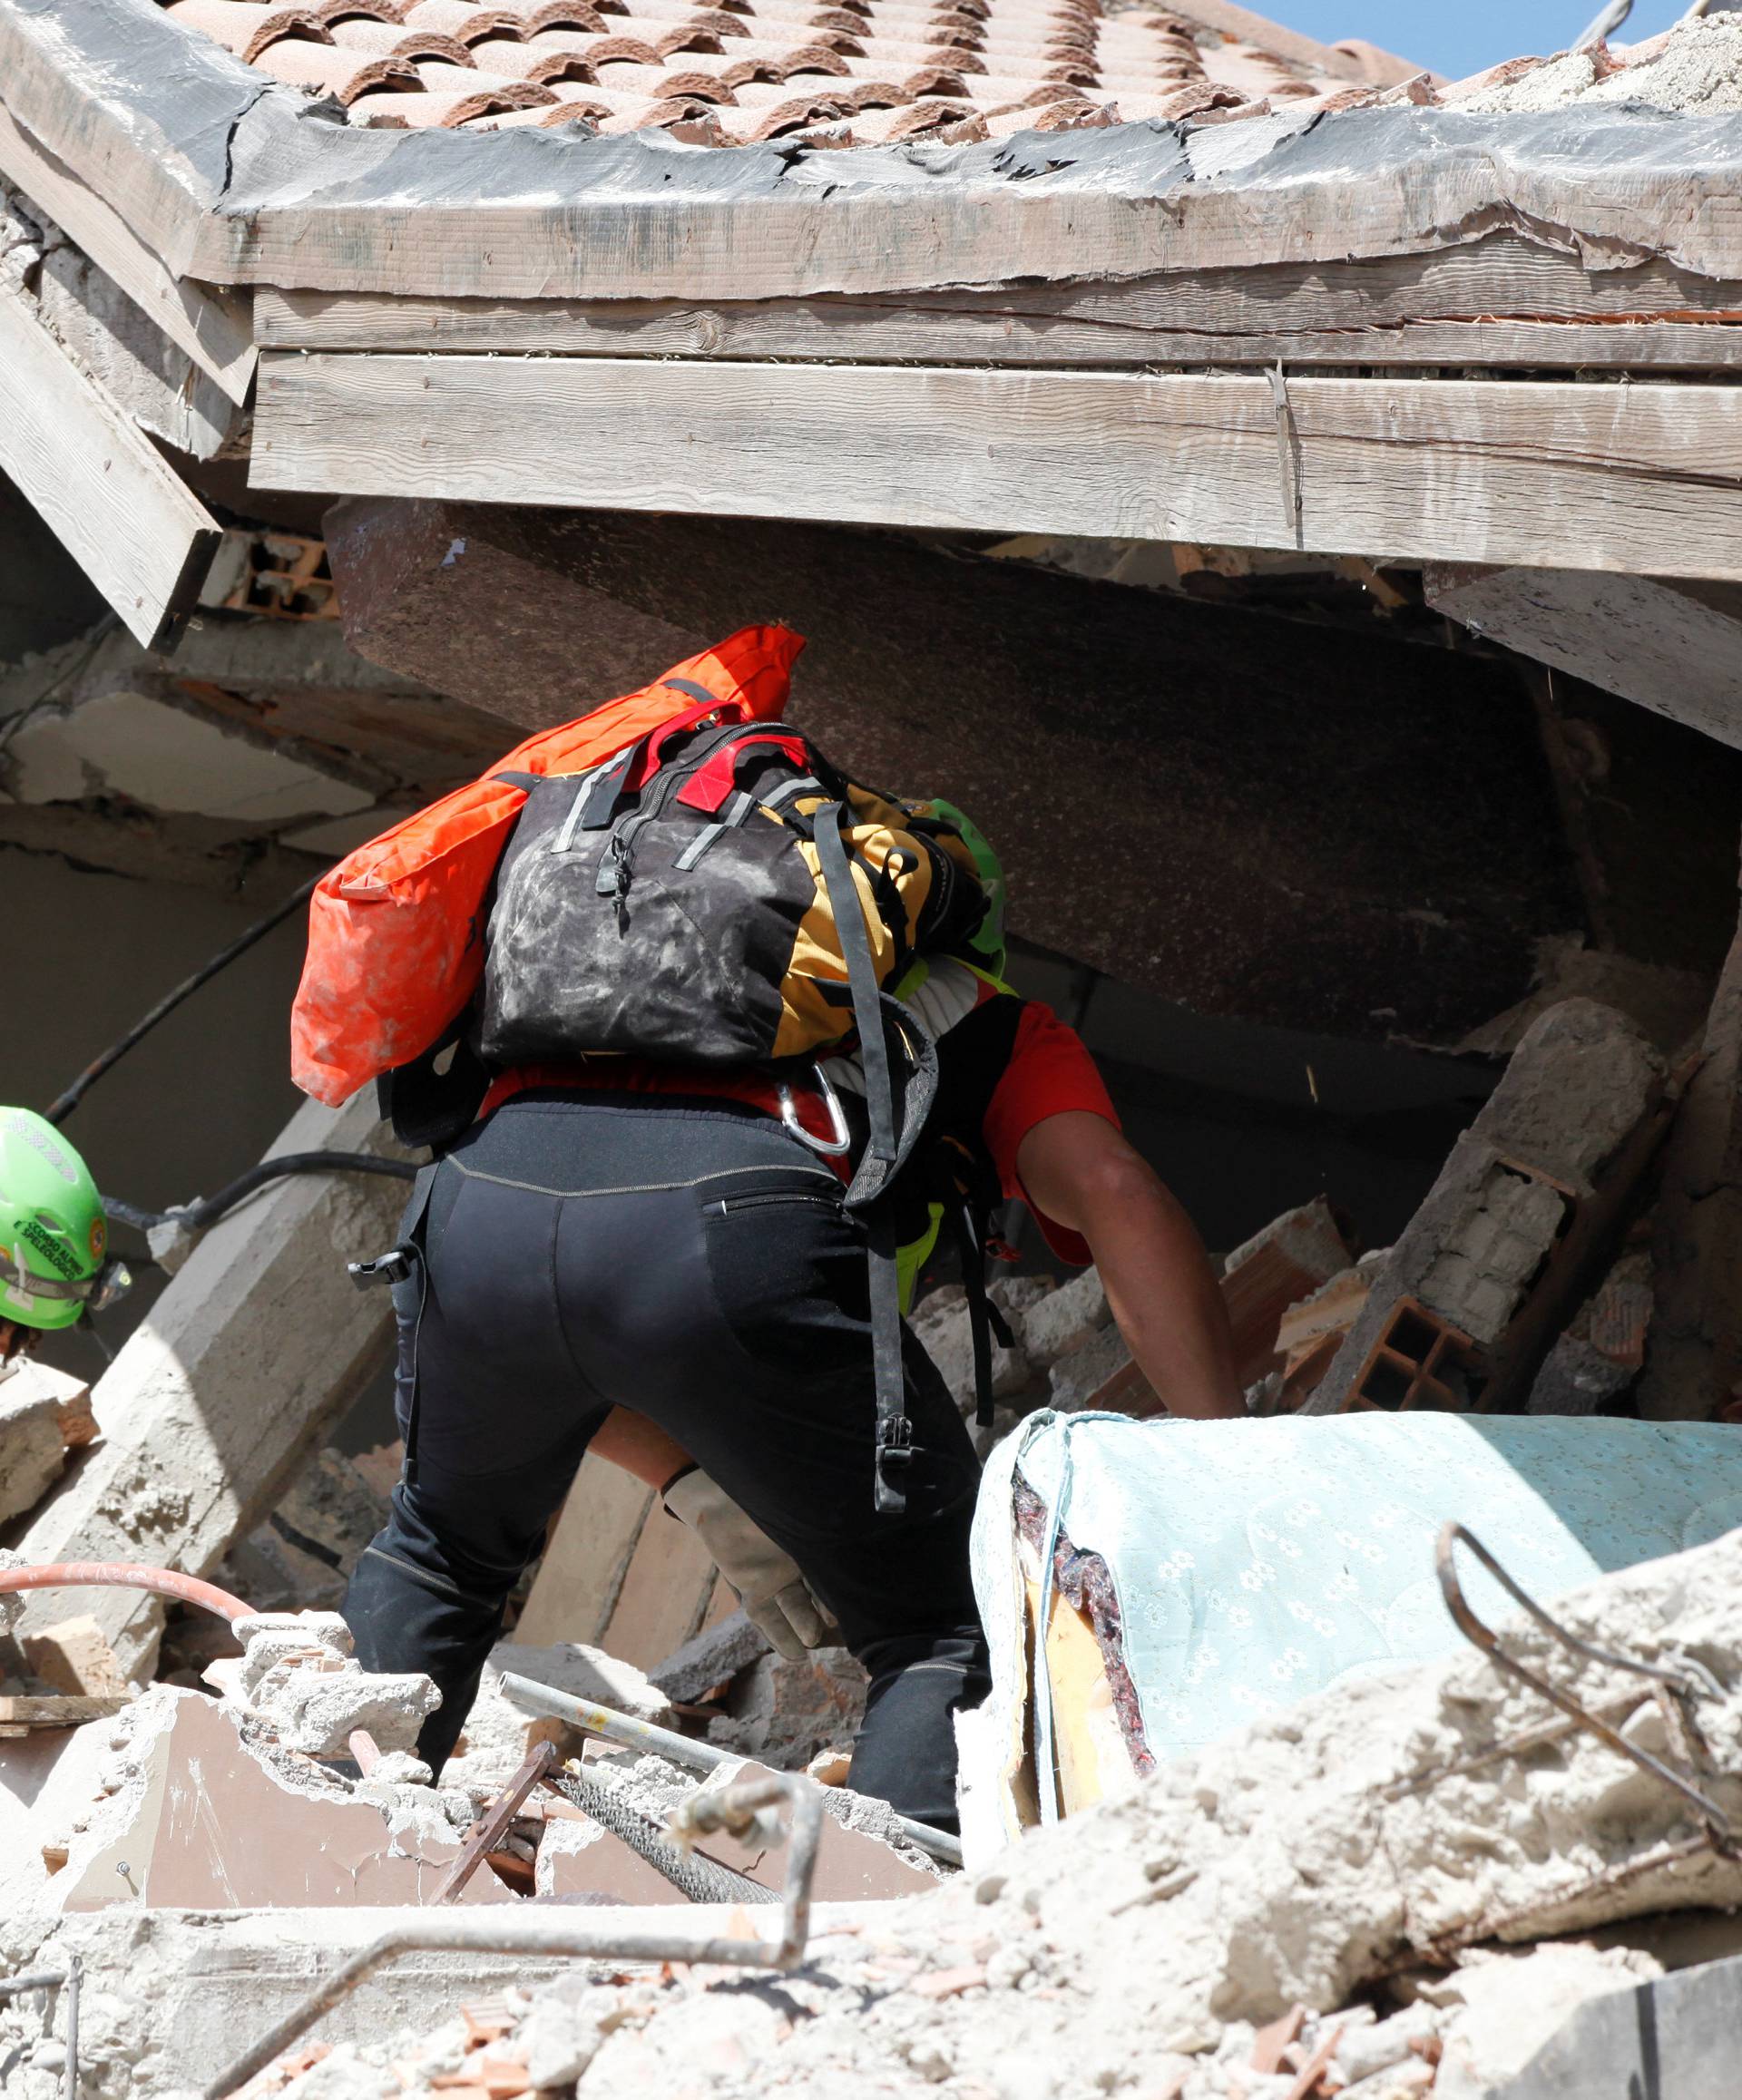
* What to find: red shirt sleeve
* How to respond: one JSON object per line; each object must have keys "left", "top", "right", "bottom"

{"left": 983, "top": 1002, "right": 1121, "bottom": 1266}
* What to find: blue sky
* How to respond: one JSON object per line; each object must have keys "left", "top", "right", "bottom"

{"left": 1272, "top": 2, "right": 1689, "bottom": 80}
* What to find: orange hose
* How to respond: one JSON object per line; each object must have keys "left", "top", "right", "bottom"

{"left": 0, "top": 1561, "right": 253, "bottom": 1623}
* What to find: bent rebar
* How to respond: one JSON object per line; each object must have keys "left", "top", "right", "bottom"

{"left": 1435, "top": 1521, "right": 1733, "bottom": 1841}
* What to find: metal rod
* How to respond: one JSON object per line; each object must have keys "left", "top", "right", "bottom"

{"left": 1435, "top": 1522, "right": 1733, "bottom": 1839}
{"left": 498, "top": 1671, "right": 963, "bottom": 1866}
{"left": 431, "top": 1742, "right": 556, "bottom": 1906}
{"left": 204, "top": 1773, "right": 824, "bottom": 2100}
{"left": 543, "top": 1763, "right": 775, "bottom": 1908}
{"left": 0, "top": 1963, "right": 77, "bottom": 2100}
{"left": 62, "top": 1957, "right": 79, "bottom": 2100}
{"left": 0, "top": 1971, "right": 66, "bottom": 2000}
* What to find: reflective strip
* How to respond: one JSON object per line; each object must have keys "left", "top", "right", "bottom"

{"left": 0, "top": 1245, "right": 90, "bottom": 1301}
{"left": 674, "top": 822, "right": 727, "bottom": 872}
{"left": 760, "top": 775, "right": 824, "bottom": 808}
{"left": 550, "top": 779, "right": 592, "bottom": 857}
{"left": 671, "top": 789, "right": 757, "bottom": 872}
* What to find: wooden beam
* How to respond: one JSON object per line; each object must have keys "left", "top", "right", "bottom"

{"left": 511, "top": 1456, "right": 651, "bottom": 1649}
{"left": 1424, "top": 564, "right": 1742, "bottom": 753}
{"left": 0, "top": 105, "right": 253, "bottom": 405}
{"left": 252, "top": 241, "right": 1742, "bottom": 370}
{"left": 258, "top": 357, "right": 1742, "bottom": 581}
{"left": 0, "top": 281, "right": 220, "bottom": 650}
{"left": 0, "top": 0, "right": 226, "bottom": 284}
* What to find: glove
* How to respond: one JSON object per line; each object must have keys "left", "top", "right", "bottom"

{"left": 661, "top": 1468, "right": 837, "bottom": 1661}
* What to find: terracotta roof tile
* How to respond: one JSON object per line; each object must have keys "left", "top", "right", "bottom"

{"left": 349, "top": 81, "right": 547, "bottom": 116}
{"left": 250, "top": 35, "right": 423, "bottom": 93}
{"left": 151, "top": 0, "right": 1458, "bottom": 145}
{"left": 329, "top": 20, "right": 479, "bottom": 61}
{"left": 469, "top": 28, "right": 651, "bottom": 68}
{"left": 165, "top": 0, "right": 332, "bottom": 60}
{"left": 398, "top": 0, "right": 525, "bottom": 38}
{"left": 483, "top": 1, "right": 613, "bottom": 29}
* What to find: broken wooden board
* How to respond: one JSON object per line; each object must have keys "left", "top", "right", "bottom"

{"left": 0, "top": 1694, "right": 131, "bottom": 1733}
{"left": 1426, "top": 564, "right": 1742, "bottom": 753}
{"left": 0, "top": 103, "right": 253, "bottom": 403}
{"left": 511, "top": 1456, "right": 651, "bottom": 1651}
{"left": 0, "top": 279, "right": 219, "bottom": 648}
{"left": 258, "top": 359, "right": 1742, "bottom": 581}
{"left": 254, "top": 238, "right": 1742, "bottom": 372}
{"left": 15, "top": 0, "right": 1742, "bottom": 310}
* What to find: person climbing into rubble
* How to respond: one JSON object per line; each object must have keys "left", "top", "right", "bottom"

{"left": 322, "top": 635, "right": 1240, "bottom": 1831}
{"left": 0, "top": 1108, "right": 127, "bottom": 1362}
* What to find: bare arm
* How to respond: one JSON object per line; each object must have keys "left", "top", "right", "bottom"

{"left": 589, "top": 1405, "right": 693, "bottom": 1489}
{"left": 1015, "top": 1110, "right": 1243, "bottom": 1421}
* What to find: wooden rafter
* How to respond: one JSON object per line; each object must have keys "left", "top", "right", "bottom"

{"left": 0, "top": 278, "right": 220, "bottom": 650}
{"left": 255, "top": 355, "right": 1742, "bottom": 581}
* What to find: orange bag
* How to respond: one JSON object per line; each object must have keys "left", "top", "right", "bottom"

{"left": 290, "top": 625, "right": 805, "bottom": 1104}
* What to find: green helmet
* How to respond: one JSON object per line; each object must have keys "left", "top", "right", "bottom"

{"left": 0, "top": 1109, "right": 120, "bottom": 1332}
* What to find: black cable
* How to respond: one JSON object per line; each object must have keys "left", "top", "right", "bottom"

{"left": 101, "top": 1151, "right": 417, "bottom": 1237}
{"left": 44, "top": 873, "right": 322, "bottom": 1128}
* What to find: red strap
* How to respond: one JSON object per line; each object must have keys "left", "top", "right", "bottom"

{"left": 626, "top": 688, "right": 755, "bottom": 789}
{"left": 675, "top": 732, "right": 813, "bottom": 814}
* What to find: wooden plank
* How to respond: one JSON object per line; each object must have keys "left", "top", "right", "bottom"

{"left": 0, "top": 281, "right": 220, "bottom": 649}
{"left": 252, "top": 241, "right": 1742, "bottom": 368}
{"left": 1424, "top": 564, "right": 1742, "bottom": 753}
{"left": 0, "top": 1694, "right": 131, "bottom": 1729}
{"left": 254, "top": 355, "right": 1742, "bottom": 582}
{"left": 511, "top": 1456, "right": 651, "bottom": 1649}
{"left": 250, "top": 303, "right": 1742, "bottom": 373}
{"left": 0, "top": 105, "right": 253, "bottom": 404}
{"left": 0, "top": 0, "right": 226, "bottom": 283}
{"left": 601, "top": 1502, "right": 719, "bottom": 1672}
{"left": 218, "top": 121, "right": 1742, "bottom": 303}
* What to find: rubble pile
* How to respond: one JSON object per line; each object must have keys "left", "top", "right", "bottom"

{"left": 29, "top": 1525, "right": 1731, "bottom": 2100}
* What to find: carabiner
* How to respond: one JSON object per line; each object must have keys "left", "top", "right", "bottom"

{"left": 778, "top": 1062, "right": 853, "bottom": 1157}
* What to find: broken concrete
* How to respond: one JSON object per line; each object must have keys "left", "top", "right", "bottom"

{"left": 0, "top": 1358, "right": 76, "bottom": 1526}
{"left": 22, "top": 1615, "right": 128, "bottom": 1698}
{"left": 1528, "top": 1245, "right": 1654, "bottom": 1418}
{"left": 195, "top": 1524, "right": 1742, "bottom": 2100}
{"left": 46, "top": 1686, "right": 499, "bottom": 1913}
{"left": 0, "top": 1903, "right": 577, "bottom": 2099}
{"left": 1489, "top": 1947, "right": 1742, "bottom": 2100}
{"left": 1309, "top": 1001, "right": 1666, "bottom": 1414}
{"left": 445, "top": 1641, "right": 670, "bottom": 1794}
{"left": 646, "top": 1609, "right": 768, "bottom": 1707}
{"left": 710, "top": 1646, "right": 869, "bottom": 1773}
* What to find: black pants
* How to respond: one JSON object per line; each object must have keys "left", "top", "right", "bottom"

{"left": 342, "top": 1093, "right": 988, "bottom": 1829}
